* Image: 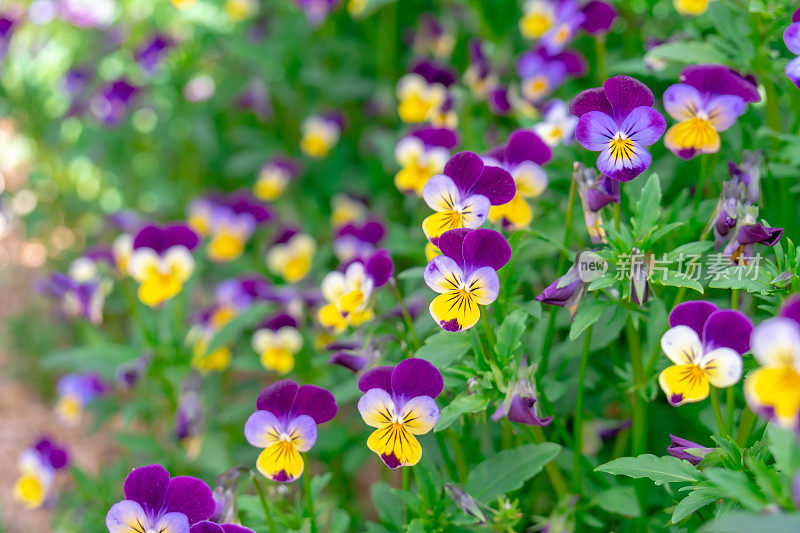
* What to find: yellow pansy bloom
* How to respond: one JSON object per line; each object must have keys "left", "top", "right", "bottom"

{"left": 128, "top": 246, "right": 195, "bottom": 307}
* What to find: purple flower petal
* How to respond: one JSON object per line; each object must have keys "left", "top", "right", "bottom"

{"left": 123, "top": 464, "right": 170, "bottom": 517}
{"left": 505, "top": 395, "right": 554, "bottom": 426}
{"left": 505, "top": 130, "right": 552, "bottom": 166}
{"left": 679, "top": 64, "right": 760, "bottom": 103}
{"left": 287, "top": 415, "right": 318, "bottom": 451}
{"left": 620, "top": 106, "right": 666, "bottom": 146}
{"left": 663, "top": 84, "right": 704, "bottom": 121}
{"left": 462, "top": 228, "right": 512, "bottom": 272}
{"left": 704, "top": 95, "right": 746, "bottom": 131}
{"left": 220, "top": 525, "right": 255, "bottom": 533}
{"left": 575, "top": 111, "right": 618, "bottom": 150}
{"left": 411, "top": 127, "right": 459, "bottom": 149}
{"left": 190, "top": 521, "right": 224, "bottom": 533}
{"left": 580, "top": 0, "right": 616, "bottom": 34}
{"left": 164, "top": 476, "right": 216, "bottom": 525}
{"left": 780, "top": 294, "right": 800, "bottom": 328}
{"left": 786, "top": 56, "right": 800, "bottom": 89}
{"left": 603, "top": 75, "right": 655, "bottom": 123}
{"left": 444, "top": 151, "right": 485, "bottom": 194}
{"left": 134, "top": 224, "right": 200, "bottom": 254}
{"left": 737, "top": 223, "right": 783, "bottom": 246}
{"left": 255, "top": 379, "right": 299, "bottom": 415}
{"left": 290, "top": 385, "right": 337, "bottom": 425}
{"left": 244, "top": 411, "right": 281, "bottom": 447}
{"left": 328, "top": 351, "right": 368, "bottom": 373}
{"left": 667, "top": 434, "right": 713, "bottom": 466}
{"left": 470, "top": 165, "right": 516, "bottom": 205}
{"left": 411, "top": 59, "right": 457, "bottom": 87}
{"left": 669, "top": 300, "right": 718, "bottom": 338}
{"left": 436, "top": 228, "right": 469, "bottom": 265}
{"left": 535, "top": 266, "right": 583, "bottom": 307}
{"left": 702, "top": 309, "right": 752, "bottom": 355}
{"left": 489, "top": 86, "right": 512, "bottom": 115}
{"left": 365, "top": 249, "right": 394, "bottom": 287}
{"left": 358, "top": 366, "right": 394, "bottom": 394}
{"left": 391, "top": 358, "right": 444, "bottom": 399}
{"left": 569, "top": 86, "right": 613, "bottom": 117}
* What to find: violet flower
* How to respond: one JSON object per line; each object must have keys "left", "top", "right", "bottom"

{"left": 667, "top": 434, "right": 714, "bottom": 466}
{"left": 784, "top": 8, "right": 800, "bottom": 88}
{"left": 136, "top": 34, "right": 174, "bottom": 75}
{"left": 91, "top": 79, "right": 139, "bottom": 127}
{"left": 13, "top": 437, "right": 70, "bottom": 509}
{"left": 571, "top": 75, "right": 666, "bottom": 182}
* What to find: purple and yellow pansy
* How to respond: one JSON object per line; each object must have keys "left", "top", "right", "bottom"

{"left": 396, "top": 60, "right": 456, "bottom": 124}
{"left": 516, "top": 48, "right": 584, "bottom": 105}
{"left": 484, "top": 130, "right": 552, "bottom": 229}
{"left": 421, "top": 151, "right": 515, "bottom": 242}
{"left": 267, "top": 227, "right": 317, "bottom": 283}
{"left": 251, "top": 313, "right": 303, "bottom": 374}
{"left": 189, "top": 194, "right": 272, "bottom": 263}
{"left": 55, "top": 372, "right": 108, "bottom": 425}
{"left": 424, "top": 228, "right": 511, "bottom": 332}
{"left": 394, "top": 127, "right": 458, "bottom": 195}
{"left": 128, "top": 223, "right": 200, "bottom": 307}
{"left": 357, "top": 358, "right": 443, "bottom": 468}
{"left": 520, "top": 0, "right": 616, "bottom": 51}
{"left": 300, "top": 112, "right": 345, "bottom": 158}
{"left": 333, "top": 217, "right": 386, "bottom": 265}
{"left": 253, "top": 156, "right": 301, "bottom": 201}
{"left": 571, "top": 75, "right": 666, "bottom": 182}
{"left": 658, "top": 300, "right": 752, "bottom": 406}
{"left": 534, "top": 99, "right": 578, "bottom": 147}
{"left": 745, "top": 295, "right": 800, "bottom": 429}
{"left": 14, "top": 437, "right": 69, "bottom": 509}
{"left": 245, "top": 379, "right": 337, "bottom": 482}
{"left": 663, "top": 65, "right": 759, "bottom": 159}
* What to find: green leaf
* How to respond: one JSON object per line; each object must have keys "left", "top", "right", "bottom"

{"left": 595, "top": 454, "right": 702, "bottom": 485}
{"left": 434, "top": 394, "right": 490, "bottom": 432}
{"left": 666, "top": 241, "right": 714, "bottom": 262}
{"left": 370, "top": 481, "right": 404, "bottom": 529}
{"left": 494, "top": 309, "right": 527, "bottom": 364}
{"left": 464, "top": 443, "right": 561, "bottom": 504}
{"left": 203, "top": 302, "right": 271, "bottom": 356}
{"left": 569, "top": 299, "right": 609, "bottom": 340}
{"left": 649, "top": 222, "right": 684, "bottom": 244}
{"left": 704, "top": 468, "right": 766, "bottom": 511}
{"left": 699, "top": 513, "right": 800, "bottom": 533}
{"left": 671, "top": 486, "right": 720, "bottom": 524}
{"left": 645, "top": 42, "right": 728, "bottom": 64}
{"left": 397, "top": 266, "right": 425, "bottom": 280}
{"left": 768, "top": 425, "right": 800, "bottom": 474}
{"left": 42, "top": 344, "right": 140, "bottom": 379}
{"left": 415, "top": 331, "right": 472, "bottom": 368}
{"left": 592, "top": 486, "right": 641, "bottom": 517}
{"left": 653, "top": 270, "right": 704, "bottom": 294}
{"left": 634, "top": 173, "right": 662, "bottom": 240}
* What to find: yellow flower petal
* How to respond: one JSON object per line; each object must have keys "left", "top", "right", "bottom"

{"left": 256, "top": 442, "right": 304, "bottom": 482}
{"left": 658, "top": 364, "right": 710, "bottom": 406}
{"left": 138, "top": 273, "right": 182, "bottom": 307}
{"left": 260, "top": 348, "right": 295, "bottom": 374}
{"left": 744, "top": 366, "right": 800, "bottom": 427}
{"left": 429, "top": 290, "right": 481, "bottom": 332}
{"left": 367, "top": 423, "right": 423, "bottom": 468}
{"left": 488, "top": 194, "right": 533, "bottom": 229}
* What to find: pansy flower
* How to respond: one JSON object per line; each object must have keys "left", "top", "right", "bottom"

{"left": 91, "top": 79, "right": 139, "bottom": 127}
{"left": 516, "top": 49, "right": 569, "bottom": 105}
{"left": 327, "top": 339, "right": 381, "bottom": 374}
{"left": 484, "top": 130, "right": 552, "bottom": 229}
{"left": 245, "top": 379, "right": 337, "bottom": 482}
{"left": 421, "top": 151, "right": 515, "bottom": 242}
{"left": 520, "top": 0, "right": 616, "bottom": 51}
{"left": 396, "top": 60, "right": 456, "bottom": 124}
{"left": 571, "top": 75, "right": 666, "bottom": 182}
{"left": 318, "top": 250, "right": 394, "bottom": 332}
{"left": 411, "top": 14, "right": 455, "bottom": 59}
{"left": 534, "top": 99, "right": 578, "bottom": 146}
{"left": 424, "top": 228, "right": 511, "bottom": 332}
{"left": 128, "top": 223, "right": 200, "bottom": 307}
{"left": 254, "top": 156, "right": 301, "bottom": 201}
{"left": 784, "top": 11, "right": 800, "bottom": 88}
{"left": 252, "top": 313, "right": 303, "bottom": 374}
{"left": 573, "top": 162, "right": 619, "bottom": 244}
{"left": 267, "top": 227, "right": 316, "bottom": 283}
{"left": 333, "top": 217, "right": 386, "bottom": 264}
{"left": 188, "top": 193, "right": 272, "bottom": 262}
{"left": 36, "top": 271, "right": 107, "bottom": 325}
{"left": 394, "top": 127, "right": 458, "bottom": 195}
{"left": 300, "top": 112, "right": 345, "bottom": 158}
{"left": 744, "top": 294, "right": 800, "bottom": 428}
{"left": 136, "top": 34, "right": 173, "bottom": 75}
{"left": 191, "top": 522, "right": 254, "bottom": 533}
{"left": 106, "top": 464, "right": 216, "bottom": 532}
{"left": 331, "top": 193, "right": 369, "bottom": 228}
{"left": 188, "top": 305, "right": 237, "bottom": 373}
{"left": 357, "top": 358, "right": 443, "bottom": 468}
{"left": 14, "top": 437, "right": 69, "bottom": 509}
{"left": 491, "top": 358, "right": 553, "bottom": 426}
{"left": 464, "top": 39, "right": 499, "bottom": 98}
{"left": 663, "top": 65, "right": 759, "bottom": 159}
{"left": 721, "top": 209, "right": 783, "bottom": 265}
{"left": 658, "top": 300, "right": 752, "bottom": 406}
{"left": 55, "top": 372, "right": 108, "bottom": 425}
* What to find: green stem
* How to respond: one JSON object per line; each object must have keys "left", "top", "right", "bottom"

{"left": 481, "top": 310, "right": 496, "bottom": 349}
{"left": 563, "top": 176, "right": 577, "bottom": 254}
{"left": 529, "top": 426, "right": 569, "bottom": 500}
{"left": 391, "top": 280, "right": 421, "bottom": 351}
{"left": 735, "top": 407, "right": 757, "bottom": 447}
{"left": 613, "top": 202, "right": 620, "bottom": 232}
{"left": 251, "top": 473, "right": 278, "bottom": 533}
{"left": 573, "top": 326, "right": 593, "bottom": 493}
{"left": 710, "top": 387, "right": 729, "bottom": 439}
{"left": 731, "top": 288, "right": 739, "bottom": 310}
{"left": 536, "top": 308, "right": 558, "bottom": 384}
{"left": 303, "top": 471, "right": 317, "bottom": 533}
{"left": 447, "top": 429, "right": 469, "bottom": 482}
{"left": 626, "top": 317, "right": 646, "bottom": 454}
{"left": 726, "top": 386, "right": 735, "bottom": 435}
{"left": 693, "top": 154, "right": 710, "bottom": 211}
{"left": 594, "top": 36, "right": 607, "bottom": 83}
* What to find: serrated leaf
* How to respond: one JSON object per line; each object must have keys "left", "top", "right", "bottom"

{"left": 434, "top": 394, "right": 489, "bottom": 432}
{"left": 595, "top": 454, "right": 702, "bottom": 485}
{"left": 704, "top": 468, "right": 766, "bottom": 511}
{"left": 464, "top": 443, "right": 561, "bottom": 504}
{"left": 370, "top": 481, "right": 404, "bottom": 528}
{"left": 494, "top": 309, "right": 527, "bottom": 364}
{"left": 653, "top": 270, "right": 704, "bottom": 294}
{"left": 415, "top": 331, "right": 472, "bottom": 368}
{"left": 768, "top": 425, "right": 800, "bottom": 474}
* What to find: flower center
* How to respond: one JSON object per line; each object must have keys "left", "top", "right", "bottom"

{"left": 524, "top": 76, "right": 549, "bottom": 100}
{"left": 608, "top": 133, "right": 635, "bottom": 162}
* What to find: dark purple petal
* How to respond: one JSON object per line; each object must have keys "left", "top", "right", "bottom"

{"left": 569, "top": 86, "right": 612, "bottom": 117}
{"left": 679, "top": 64, "right": 760, "bottom": 103}
{"left": 444, "top": 151, "right": 485, "bottom": 194}
{"left": 436, "top": 228, "right": 469, "bottom": 265}
{"left": 585, "top": 177, "right": 620, "bottom": 211}
{"left": 535, "top": 267, "right": 582, "bottom": 306}
{"left": 164, "top": 476, "right": 216, "bottom": 525}
{"left": 190, "top": 522, "right": 224, "bottom": 533}
{"left": 34, "top": 438, "right": 70, "bottom": 470}
{"left": 411, "top": 127, "right": 459, "bottom": 149}
{"left": 221, "top": 525, "right": 256, "bottom": 533}
{"left": 255, "top": 380, "right": 299, "bottom": 415}
{"left": 737, "top": 223, "right": 783, "bottom": 246}
{"left": 505, "top": 130, "right": 552, "bottom": 166}
{"left": 390, "top": 358, "right": 444, "bottom": 399}
{"left": 603, "top": 76, "right": 655, "bottom": 123}
{"left": 328, "top": 351, "right": 368, "bottom": 373}
{"left": 794, "top": 7, "right": 800, "bottom": 22}
{"left": 550, "top": 49, "right": 587, "bottom": 77}
{"left": 410, "top": 59, "right": 457, "bottom": 87}
{"left": 780, "top": 294, "right": 800, "bottom": 328}
{"left": 505, "top": 396, "right": 553, "bottom": 426}
{"left": 365, "top": 249, "right": 394, "bottom": 288}
{"left": 226, "top": 193, "right": 273, "bottom": 224}
{"left": 123, "top": 464, "right": 170, "bottom": 516}
{"left": 358, "top": 366, "right": 394, "bottom": 394}
{"left": 489, "top": 86, "right": 512, "bottom": 115}
{"left": 471, "top": 165, "right": 516, "bottom": 205}
{"left": 290, "top": 385, "right": 337, "bottom": 424}
{"left": 669, "top": 300, "right": 718, "bottom": 337}
{"left": 580, "top": 0, "right": 617, "bottom": 34}
{"left": 462, "top": 228, "right": 512, "bottom": 272}
{"left": 134, "top": 224, "right": 200, "bottom": 253}
{"left": 259, "top": 313, "right": 298, "bottom": 331}
{"left": 667, "top": 434, "right": 713, "bottom": 466}
{"left": 702, "top": 310, "right": 752, "bottom": 355}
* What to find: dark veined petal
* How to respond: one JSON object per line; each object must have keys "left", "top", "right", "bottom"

{"left": 569, "top": 86, "right": 613, "bottom": 117}
{"left": 505, "top": 129, "right": 552, "bottom": 166}
{"left": 462, "top": 228, "right": 512, "bottom": 272}
{"left": 443, "top": 151, "right": 485, "bottom": 194}
{"left": 164, "top": 476, "right": 216, "bottom": 525}
{"left": 391, "top": 358, "right": 444, "bottom": 399}
{"left": 358, "top": 366, "right": 394, "bottom": 394}
{"left": 123, "top": 464, "right": 170, "bottom": 517}
{"left": 291, "top": 385, "right": 337, "bottom": 425}
{"left": 669, "top": 300, "right": 718, "bottom": 338}
{"left": 255, "top": 379, "right": 298, "bottom": 415}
